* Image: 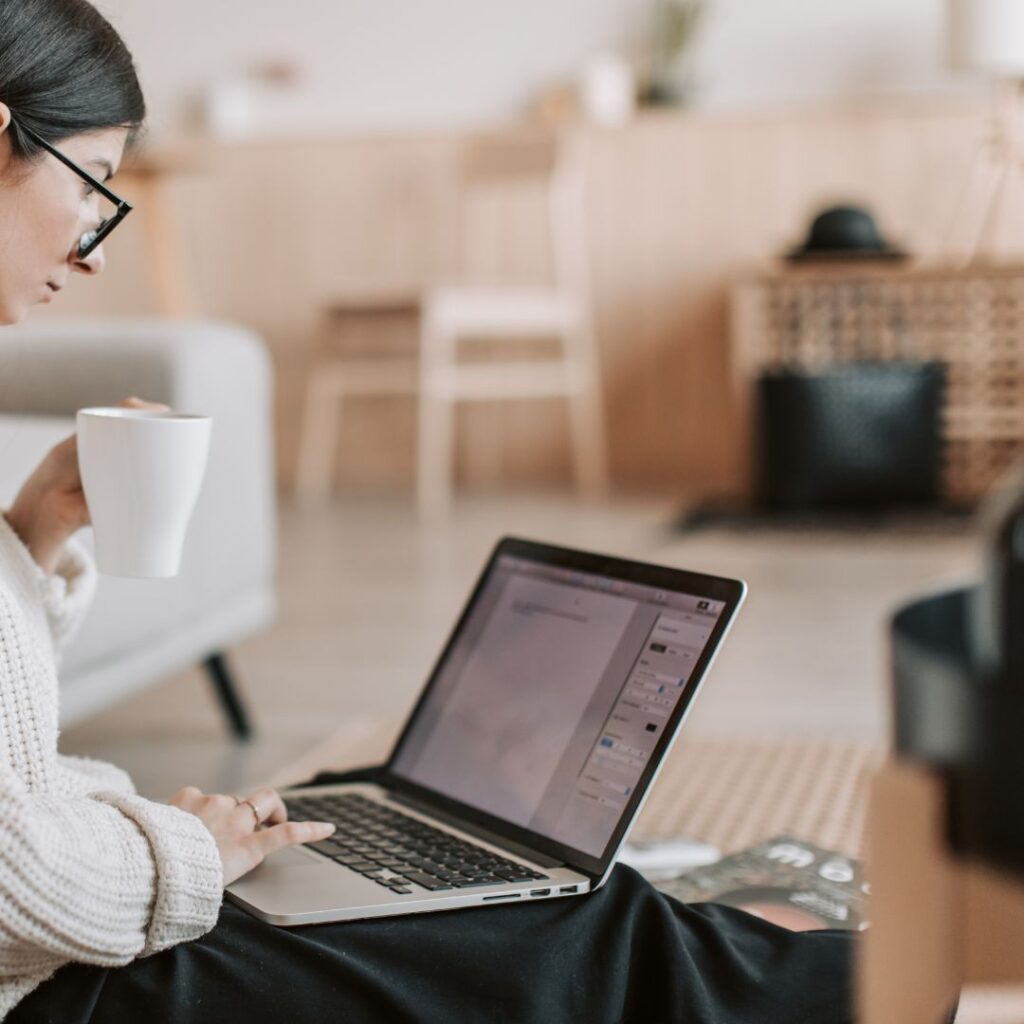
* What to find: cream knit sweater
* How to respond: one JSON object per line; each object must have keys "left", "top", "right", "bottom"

{"left": 0, "top": 512, "right": 224, "bottom": 1018}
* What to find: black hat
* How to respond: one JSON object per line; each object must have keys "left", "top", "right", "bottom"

{"left": 786, "top": 205, "right": 907, "bottom": 262}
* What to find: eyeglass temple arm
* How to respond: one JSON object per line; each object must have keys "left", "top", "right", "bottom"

{"left": 14, "top": 118, "right": 128, "bottom": 208}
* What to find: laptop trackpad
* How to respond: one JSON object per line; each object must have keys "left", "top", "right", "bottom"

{"left": 258, "top": 845, "right": 325, "bottom": 872}
{"left": 229, "top": 843, "right": 390, "bottom": 918}
{"left": 264, "top": 843, "right": 311, "bottom": 868}
{"left": 230, "top": 844, "right": 343, "bottom": 897}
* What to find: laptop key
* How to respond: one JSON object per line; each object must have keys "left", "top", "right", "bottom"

{"left": 307, "top": 840, "right": 346, "bottom": 856}
{"left": 402, "top": 872, "right": 454, "bottom": 891}
{"left": 495, "top": 869, "right": 542, "bottom": 882}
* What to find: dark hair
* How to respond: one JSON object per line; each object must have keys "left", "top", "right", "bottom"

{"left": 0, "top": 0, "right": 145, "bottom": 160}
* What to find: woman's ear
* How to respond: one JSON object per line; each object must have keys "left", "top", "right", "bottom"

{"left": 0, "top": 104, "right": 13, "bottom": 177}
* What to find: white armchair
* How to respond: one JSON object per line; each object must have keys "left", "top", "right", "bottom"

{"left": 0, "top": 318, "right": 277, "bottom": 738}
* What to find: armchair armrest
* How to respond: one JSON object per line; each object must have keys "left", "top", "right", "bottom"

{"left": 0, "top": 315, "right": 277, "bottom": 638}
{"left": 0, "top": 317, "right": 270, "bottom": 421}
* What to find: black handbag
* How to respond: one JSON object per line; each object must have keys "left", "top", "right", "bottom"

{"left": 756, "top": 361, "right": 944, "bottom": 510}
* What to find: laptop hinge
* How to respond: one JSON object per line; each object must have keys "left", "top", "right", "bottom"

{"left": 387, "top": 791, "right": 563, "bottom": 869}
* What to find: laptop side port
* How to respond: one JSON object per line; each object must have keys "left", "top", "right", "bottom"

{"left": 559, "top": 885, "right": 578, "bottom": 894}
{"left": 530, "top": 888, "right": 551, "bottom": 897}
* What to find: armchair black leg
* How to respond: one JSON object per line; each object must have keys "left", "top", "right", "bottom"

{"left": 204, "top": 652, "right": 253, "bottom": 741}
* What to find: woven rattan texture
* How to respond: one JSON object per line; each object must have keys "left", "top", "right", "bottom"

{"left": 278, "top": 721, "right": 885, "bottom": 862}
{"left": 736, "top": 267, "right": 1024, "bottom": 502}
{"left": 631, "top": 737, "right": 885, "bottom": 859}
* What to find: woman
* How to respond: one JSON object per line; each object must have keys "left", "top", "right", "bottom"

{"left": 0, "top": 2, "right": 858, "bottom": 1021}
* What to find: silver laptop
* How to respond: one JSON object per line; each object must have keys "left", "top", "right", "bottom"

{"left": 227, "top": 537, "right": 746, "bottom": 927}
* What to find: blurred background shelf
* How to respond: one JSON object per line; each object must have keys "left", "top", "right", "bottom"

{"left": 732, "top": 261, "right": 1024, "bottom": 503}
{"left": 39, "top": 102, "right": 1024, "bottom": 502}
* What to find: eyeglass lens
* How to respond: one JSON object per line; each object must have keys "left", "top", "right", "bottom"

{"left": 78, "top": 196, "right": 118, "bottom": 258}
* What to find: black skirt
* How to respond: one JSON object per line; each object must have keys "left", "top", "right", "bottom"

{"left": 10, "top": 768, "right": 858, "bottom": 1024}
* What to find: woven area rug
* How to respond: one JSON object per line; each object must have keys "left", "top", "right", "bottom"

{"left": 631, "top": 735, "right": 884, "bottom": 858}
{"left": 268, "top": 719, "right": 885, "bottom": 860}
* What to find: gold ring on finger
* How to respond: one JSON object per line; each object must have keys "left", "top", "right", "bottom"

{"left": 241, "top": 798, "right": 261, "bottom": 829}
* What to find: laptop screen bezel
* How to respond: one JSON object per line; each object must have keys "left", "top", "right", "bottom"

{"left": 380, "top": 536, "right": 745, "bottom": 879}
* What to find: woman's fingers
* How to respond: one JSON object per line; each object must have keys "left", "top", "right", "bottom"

{"left": 118, "top": 396, "right": 170, "bottom": 413}
{"left": 171, "top": 786, "right": 287, "bottom": 827}
{"left": 223, "top": 820, "right": 336, "bottom": 885}
{"left": 173, "top": 786, "right": 290, "bottom": 832}
{"left": 240, "top": 786, "right": 289, "bottom": 826}
{"left": 169, "top": 785, "right": 204, "bottom": 811}
{"left": 248, "top": 820, "right": 336, "bottom": 862}
{"left": 172, "top": 784, "right": 336, "bottom": 884}
{"left": 208, "top": 792, "right": 238, "bottom": 815}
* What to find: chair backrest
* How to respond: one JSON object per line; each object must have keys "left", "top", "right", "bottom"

{"left": 452, "top": 130, "right": 591, "bottom": 299}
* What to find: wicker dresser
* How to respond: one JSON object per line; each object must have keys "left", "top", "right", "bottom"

{"left": 731, "top": 262, "right": 1024, "bottom": 503}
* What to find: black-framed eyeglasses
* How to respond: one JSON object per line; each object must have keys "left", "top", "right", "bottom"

{"left": 15, "top": 120, "right": 133, "bottom": 259}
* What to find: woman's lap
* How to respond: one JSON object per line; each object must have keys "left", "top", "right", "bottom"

{"left": 11, "top": 865, "right": 855, "bottom": 1024}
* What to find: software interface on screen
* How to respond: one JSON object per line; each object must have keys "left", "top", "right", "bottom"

{"left": 392, "top": 555, "right": 726, "bottom": 857}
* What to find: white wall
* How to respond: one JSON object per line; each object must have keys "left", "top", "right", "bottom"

{"left": 694, "top": 0, "right": 965, "bottom": 107}
{"left": 97, "top": 0, "right": 977, "bottom": 138}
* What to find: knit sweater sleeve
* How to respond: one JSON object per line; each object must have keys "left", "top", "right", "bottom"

{"left": 0, "top": 514, "right": 97, "bottom": 655}
{"left": 0, "top": 771, "right": 223, "bottom": 976}
{"left": 54, "top": 753, "right": 136, "bottom": 797}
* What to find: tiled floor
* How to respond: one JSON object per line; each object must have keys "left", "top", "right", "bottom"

{"left": 61, "top": 494, "right": 978, "bottom": 800}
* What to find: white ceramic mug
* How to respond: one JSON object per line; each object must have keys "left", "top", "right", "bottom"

{"left": 76, "top": 407, "right": 213, "bottom": 578}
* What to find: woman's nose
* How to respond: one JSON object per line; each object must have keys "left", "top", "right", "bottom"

{"left": 70, "top": 243, "right": 105, "bottom": 276}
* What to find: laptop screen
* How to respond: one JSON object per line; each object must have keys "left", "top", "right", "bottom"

{"left": 390, "top": 549, "right": 729, "bottom": 860}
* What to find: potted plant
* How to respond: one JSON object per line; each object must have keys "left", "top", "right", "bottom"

{"left": 641, "top": 0, "right": 705, "bottom": 106}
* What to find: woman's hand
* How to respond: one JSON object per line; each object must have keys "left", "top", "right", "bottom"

{"left": 169, "top": 785, "right": 336, "bottom": 886}
{"left": 3, "top": 397, "right": 167, "bottom": 574}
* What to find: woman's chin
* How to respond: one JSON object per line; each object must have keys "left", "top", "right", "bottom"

{"left": 0, "top": 301, "right": 31, "bottom": 326}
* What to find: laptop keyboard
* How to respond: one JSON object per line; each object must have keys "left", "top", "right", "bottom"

{"left": 285, "top": 793, "right": 549, "bottom": 896}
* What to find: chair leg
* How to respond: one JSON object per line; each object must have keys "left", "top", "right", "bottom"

{"left": 417, "top": 386, "right": 455, "bottom": 520}
{"left": 569, "top": 382, "right": 609, "bottom": 497}
{"left": 204, "top": 652, "right": 253, "bottom": 741}
{"left": 417, "top": 315, "right": 455, "bottom": 520}
{"left": 295, "top": 377, "right": 342, "bottom": 500}
{"left": 565, "top": 328, "right": 610, "bottom": 497}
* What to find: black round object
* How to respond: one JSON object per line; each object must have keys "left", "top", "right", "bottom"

{"left": 786, "top": 205, "right": 906, "bottom": 261}
{"left": 892, "top": 586, "right": 1024, "bottom": 877}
